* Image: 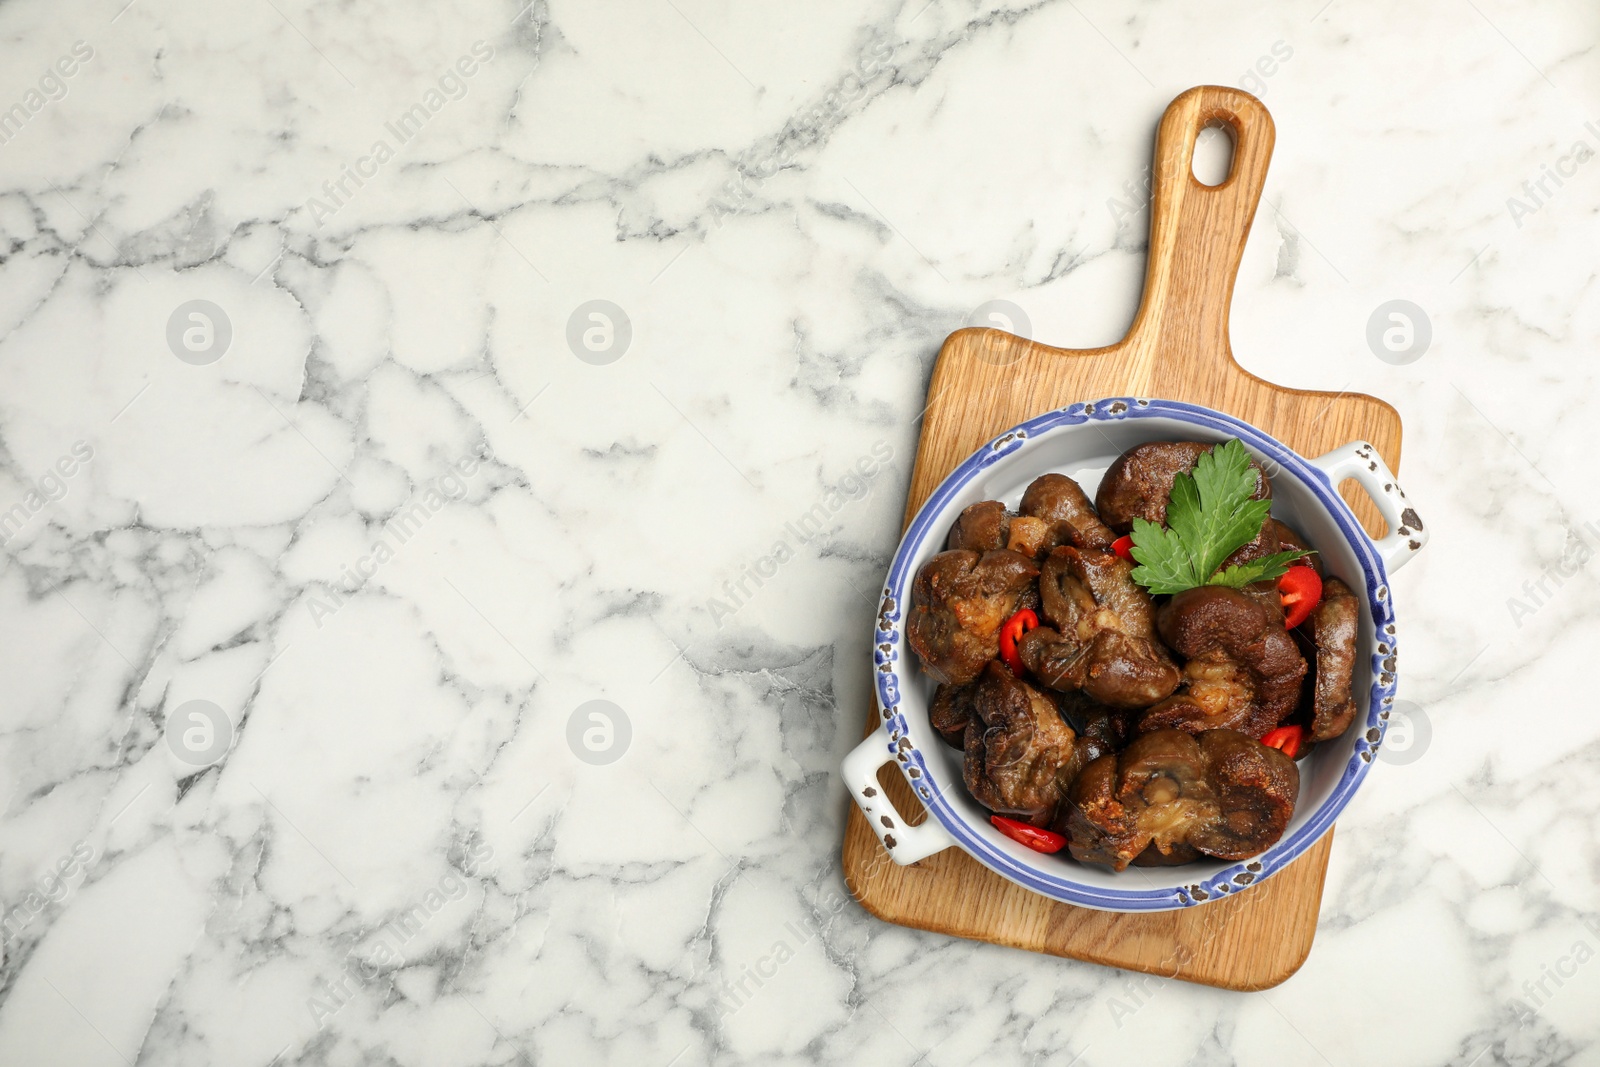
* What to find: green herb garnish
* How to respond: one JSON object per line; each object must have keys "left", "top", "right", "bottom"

{"left": 1127, "top": 439, "right": 1309, "bottom": 595}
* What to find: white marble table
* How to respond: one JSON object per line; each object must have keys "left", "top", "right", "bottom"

{"left": 0, "top": 0, "right": 1596, "bottom": 1063}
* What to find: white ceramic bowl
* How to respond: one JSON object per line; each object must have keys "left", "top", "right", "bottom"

{"left": 843, "top": 398, "right": 1427, "bottom": 911}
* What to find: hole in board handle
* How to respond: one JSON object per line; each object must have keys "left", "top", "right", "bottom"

{"left": 1191, "top": 121, "right": 1235, "bottom": 186}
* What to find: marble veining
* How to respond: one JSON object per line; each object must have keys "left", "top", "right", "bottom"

{"left": 0, "top": 0, "right": 1596, "bottom": 1064}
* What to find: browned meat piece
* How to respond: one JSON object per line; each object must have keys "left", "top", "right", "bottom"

{"left": 1300, "top": 576, "right": 1359, "bottom": 741}
{"left": 929, "top": 681, "right": 978, "bottom": 749}
{"left": 1017, "top": 547, "right": 1180, "bottom": 708}
{"left": 1056, "top": 690, "right": 1136, "bottom": 757}
{"left": 1132, "top": 841, "right": 1203, "bottom": 866}
{"left": 1229, "top": 519, "right": 1320, "bottom": 619}
{"left": 947, "top": 500, "right": 1009, "bottom": 552}
{"left": 1222, "top": 512, "right": 1280, "bottom": 570}
{"left": 1239, "top": 578, "right": 1287, "bottom": 624}
{"left": 1210, "top": 519, "right": 1318, "bottom": 618}
{"left": 1265, "top": 518, "right": 1320, "bottom": 575}
{"left": 1095, "top": 441, "right": 1272, "bottom": 535}
{"left": 906, "top": 549, "right": 1039, "bottom": 685}
{"left": 1006, "top": 517, "right": 1051, "bottom": 558}
{"left": 1022, "top": 628, "right": 1183, "bottom": 711}
{"left": 1039, "top": 544, "right": 1155, "bottom": 631}
{"left": 1186, "top": 730, "right": 1301, "bottom": 860}
{"left": 1014, "top": 578, "right": 1042, "bottom": 616}
{"left": 1137, "top": 654, "right": 1260, "bottom": 735}
{"left": 947, "top": 500, "right": 1053, "bottom": 558}
{"left": 963, "top": 662, "right": 1099, "bottom": 826}
{"left": 1136, "top": 586, "right": 1307, "bottom": 740}
{"left": 1019, "top": 473, "right": 1116, "bottom": 552}
{"left": 1056, "top": 728, "right": 1299, "bottom": 870}
{"left": 1056, "top": 754, "right": 1139, "bottom": 867}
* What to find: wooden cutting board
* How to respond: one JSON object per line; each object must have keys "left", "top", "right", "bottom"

{"left": 840, "top": 85, "right": 1401, "bottom": 990}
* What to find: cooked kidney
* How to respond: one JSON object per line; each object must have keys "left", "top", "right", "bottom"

{"left": 1017, "top": 546, "right": 1180, "bottom": 708}
{"left": 906, "top": 549, "right": 1038, "bottom": 685}
{"left": 961, "top": 662, "right": 1107, "bottom": 827}
{"left": 947, "top": 470, "right": 1112, "bottom": 559}
{"left": 930, "top": 680, "right": 978, "bottom": 749}
{"left": 1300, "top": 576, "right": 1359, "bottom": 742}
{"left": 1135, "top": 585, "right": 1306, "bottom": 739}
{"left": 1056, "top": 728, "right": 1300, "bottom": 870}
{"left": 1019, "top": 473, "right": 1116, "bottom": 552}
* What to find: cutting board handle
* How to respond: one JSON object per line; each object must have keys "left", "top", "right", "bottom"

{"left": 1125, "top": 86, "right": 1276, "bottom": 372}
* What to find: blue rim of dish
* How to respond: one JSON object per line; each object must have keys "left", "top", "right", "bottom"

{"left": 872, "top": 397, "right": 1398, "bottom": 911}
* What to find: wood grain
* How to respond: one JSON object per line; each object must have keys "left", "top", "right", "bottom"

{"left": 839, "top": 86, "right": 1403, "bottom": 990}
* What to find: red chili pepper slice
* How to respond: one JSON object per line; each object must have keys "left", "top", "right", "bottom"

{"left": 1261, "top": 724, "right": 1305, "bottom": 760}
{"left": 1277, "top": 565, "right": 1323, "bottom": 629}
{"left": 990, "top": 814, "right": 1067, "bottom": 853}
{"left": 997, "top": 608, "right": 1039, "bottom": 677}
{"left": 1111, "top": 535, "right": 1134, "bottom": 561}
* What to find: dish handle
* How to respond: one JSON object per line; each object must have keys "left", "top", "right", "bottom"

{"left": 1308, "top": 441, "right": 1428, "bottom": 573}
{"left": 842, "top": 725, "right": 956, "bottom": 865}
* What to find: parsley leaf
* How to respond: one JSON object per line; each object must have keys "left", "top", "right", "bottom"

{"left": 1209, "top": 550, "right": 1311, "bottom": 589}
{"left": 1125, "top": 516, "right": 1198, "bottom": 594}
{"left": 1127, "top": 439, "right": 1306, "bottom": 595}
